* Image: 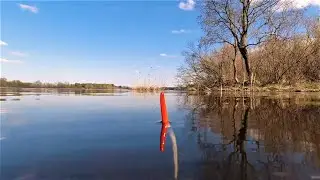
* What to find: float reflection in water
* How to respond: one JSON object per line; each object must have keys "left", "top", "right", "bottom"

{"left": 159, "top": 92, "right": 179, "bottom": 179}
{"left": 160, "top": 123, "right": 168, "bottom": 152}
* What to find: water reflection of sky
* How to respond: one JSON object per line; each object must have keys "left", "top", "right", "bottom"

{"left": 1, "top": 92, "right": 320, "bottom": 180}
{"left": 1, "top": 92, "right": 190, "bottom": 180}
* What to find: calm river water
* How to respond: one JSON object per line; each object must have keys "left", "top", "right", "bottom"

{"left": 1, "top": 90, "right": 320, "bottom": 180}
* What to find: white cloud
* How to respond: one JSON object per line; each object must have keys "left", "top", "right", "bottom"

{"left": 171, "top": 29, "right": 191, "bottom": 34}
{"left": 18, "top": 3, "right": 39, "bottom": 13}
{"left": 252, "top": 0, "right": 319, "bottom": 11}
{"left": 273, "top": 0, "right": 320, "bottom": 11}
{"left": 179, "top": 0, "right": 196, "bottom": 11}
{"left": 285, "top": 0, "right": 320, "bottom": 9}
{"left": 0, "top": 40, "right": 8, "bottom": 46}
{"left": 135, "top": 70, "right": 140, "bottom": 74}
{"left": 10, "top": 51, "right": 28, "bottom": 57}
{"left": 160, "top": 53, "right": 178, "bottom": 58}
{"left": 0, "top": 58, "right": 23, "bottom": 64}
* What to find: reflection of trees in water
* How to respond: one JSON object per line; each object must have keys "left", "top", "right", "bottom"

{"left": 0, "top": 88, "right": 22, "bottom": 96}
{"left": 180, "top": 94, "right": 320, "bottom": 180}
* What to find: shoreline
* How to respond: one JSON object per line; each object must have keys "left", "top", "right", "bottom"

{"left": 207, "top": 86, "right": 320, "bottom": 92}
{"left": 0, "top": 87, "right": 128, "bottom": 90}
{"left": 188, "top": 83, "right": 320, "bottom": 93}
{"left": 1, "top": 83, "right": 319, "bottom": 93}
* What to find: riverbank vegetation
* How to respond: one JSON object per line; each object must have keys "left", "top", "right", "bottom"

{"left": 0, "top": 78, "right": 184, "bottom": 91}
{"left": 178, "top": 0, "right": 319, "bottom": 92}
{"left": 133, "top": 86, "right": 164, "bottom": 92}
{"left": 0, "top": 78, "right": 131, "bottom": 90}
{"left": 132, "top": 86, "right": 185, "bottom": 92}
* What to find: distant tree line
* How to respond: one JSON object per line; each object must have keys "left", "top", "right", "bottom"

{"left": 0, "top": 78, "right": 131, "bottom": 89}
{"left": 178, "top": 0, "right": 320, "bottom": 90}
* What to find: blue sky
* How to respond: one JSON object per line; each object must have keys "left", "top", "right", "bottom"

{"left": 1, "top": 0, "right": 201, "bottom": 86}
{"left": 1, "top": 0, "right": 319, "bottom": 86}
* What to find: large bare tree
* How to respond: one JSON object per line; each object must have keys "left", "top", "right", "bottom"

{"left": 199, "top": 0, "right": 303, "bottom": 82}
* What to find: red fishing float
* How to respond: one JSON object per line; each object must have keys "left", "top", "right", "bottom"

{"left": 160, "top": 92, "right": 170, "bottom": 152}
{"left": 160, "top": 92, "right": 170, "bottom": 126}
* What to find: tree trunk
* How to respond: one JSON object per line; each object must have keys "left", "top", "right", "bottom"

{"left": 232, "top": 48, "right": 239, "bottom": 84}
{"left": 239, "top": 0, "right": 251, "bottom": 82}
{"left": 239, "top": 47, "right": 251, "bottom": 82}
{"left": 233, "top": 59, "right": 239, "bottom": 84}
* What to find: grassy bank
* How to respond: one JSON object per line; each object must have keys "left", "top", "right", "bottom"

{"left": 132, "top": 86, "right": 163, "bottom": 92}
{"left": 188, "top": 83, "right": 320, "bottom": 93}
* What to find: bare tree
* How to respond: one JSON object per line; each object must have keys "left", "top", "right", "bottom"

{"left": 199, "top": 0, "right": 303, "bottom": 82}
{"left": 177, "top": 42, "right": 238, "bottom": 90}
{"left": 178, "top": 16, "right": 318, "bottom": 90}
{"left": 250, "top": 19, "right": 320, "bottom": 85}
{"left": 219, "top": 43, "right": 239, "bottom": 84}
